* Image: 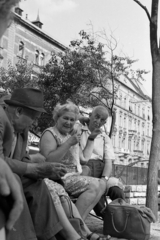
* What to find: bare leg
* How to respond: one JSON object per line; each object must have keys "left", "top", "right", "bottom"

{"left": 54, "top": 203, "right": 81, "bottom": 240}
{"left": 76, "top": 178, "right": 106, "bottom": 220}
{"left": 61, "top": 198, "right": 108, "bottom": 240}
{"left": 61, "top": 196, "right": 91, "bottom": 237}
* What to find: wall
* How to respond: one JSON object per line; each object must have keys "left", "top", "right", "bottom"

{"left": 124, "top": 185, "right": 160, "bottom": 207}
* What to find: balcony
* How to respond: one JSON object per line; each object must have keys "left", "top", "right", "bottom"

{"left": 128, "top": 129, "right": 137, "bottom": 137}
{"left": 133, "top": 150, "right": 143, "bottom": 157}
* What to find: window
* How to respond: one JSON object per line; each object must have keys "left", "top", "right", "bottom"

{"left": 124, "top": 97, "right": 126, "bottom": 108}
{"left": 128, "top": 138, "right": 131, "bottom": 151}
{"left": 35, "top": 50, "right": 39, "bottom": 65}
{"left": 148, "top": 107, "right": 150, "bottom": 121}
{"left": 142, "top": 107, "right": 145, "bottom": 119}
{"left": 119, "top": 93, "right": 122, "bottom": 106}
{"left": 119, "top": 113, "right": 122, "bottom": 127}
{"left": 124, "top": 116, "right": 126, "bottom": 127}
{"left": 129, "top": 101, "right": 132, "bottom": 112}
{"left": 18, "top": 41, "right": 24, "bottom": 58}
{"left": 141, "top": 140, "right": 144, "bottom": 152}
{"left": 134, "top": 104, "right": 136, "bottom": 114}
{"left": 138, "top": 120, "right": 140, "bottom": 132}
{"left": 40, "top": 53, "right": 45, "bottom": 66}
{"left": 137, "top": 141, "right": 140, "bottom": 150}
{"left": 128, "top": 116, "right": 132, "bottom": 129}
{"left": 147, "top": 124, "right": 150, "bottom": 136}
{"left": 142, "top": 122, "right": 145, "bottom": 136}
{"left": 138, "top": 105, "right": 140, "bottom": 116}
{"left": 134, "top": 140, "right": 136, "bottom": 150}
{"left": 119, "top": 137, "right": 121, "bottom": 148}
{"left": 134, "top": 118, "right": 137, "bottom": 130}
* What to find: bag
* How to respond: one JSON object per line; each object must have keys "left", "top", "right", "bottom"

{"left": 61, "top": 195, "right": 84, "bottom": 237}
{"left": 103, "top": 198, "right": 151, "bottom": 240}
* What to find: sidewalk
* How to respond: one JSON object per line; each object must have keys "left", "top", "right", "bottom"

{"left": 85, "top": 212, "right": 160, "bottom": 240}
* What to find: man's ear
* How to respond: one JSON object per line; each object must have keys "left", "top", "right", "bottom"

{"left": 15, "top": 107, "right": 23, "bottom": 117}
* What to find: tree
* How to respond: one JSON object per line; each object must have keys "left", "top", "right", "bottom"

{"left": 37, "top": 50, "right": 94, "bottom": 131}
{"left": 69, "top": 29, "right": 148, "bottom": 136}
{"left": 0, "top": 59, "right": 38, "bottom": 92}
{"left": 128, "top": 0, "right": 160, "bottom": 219}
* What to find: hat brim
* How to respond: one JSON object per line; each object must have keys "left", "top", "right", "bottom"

{"left": 4, "top": 100, "right": 47, "bottom": 113}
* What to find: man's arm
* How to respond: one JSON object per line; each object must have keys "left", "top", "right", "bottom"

{"left": 101, "top": 158, "right": 112, "bottom": 178}
{"left": 5, "top": 157, "right": 27, "bottom": 176}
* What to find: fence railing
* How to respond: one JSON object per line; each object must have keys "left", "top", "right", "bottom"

{"left": 112, "top": 164, "right": 160, "bottom": 185}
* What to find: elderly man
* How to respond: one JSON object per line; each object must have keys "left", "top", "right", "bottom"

{"left": 0, "top": 88, "right": 67, "bottom": 240}
{"left": 79, "top": 105, "right": 125, "bottom": 218}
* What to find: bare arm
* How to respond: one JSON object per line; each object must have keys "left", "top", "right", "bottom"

{"left": 0, "top": 120, "right": 28, "bottom": 175}
{"left": 102, "top": 135, "right": 115, "bottom": 177}
{"left": 80, "top": 128, "right": 101, "bottom": 162}
{"left": 0, "top": 158, "right": 23, "bottom": 230}
{"left": 40, "top": 130, "right": 80, "bottom": 162}
{"left": 102, "top": 159, "right": 112, "bottom": 177}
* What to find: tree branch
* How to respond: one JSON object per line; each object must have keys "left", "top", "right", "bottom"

{"left": 133, "top": 0, "right": 151, "bottom": 22}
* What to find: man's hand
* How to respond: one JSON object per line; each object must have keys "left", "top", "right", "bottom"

{"left": 89, "top": 128, "right": 101, "bottom": 140}
{"left": 25, "top": 162, "right": 67, "bottom": 180}
{"left": 79, "top": 116, "right": 89, "bottom": 126}
{"left": 0, "top": 158, "right": 23, "bottom": 230}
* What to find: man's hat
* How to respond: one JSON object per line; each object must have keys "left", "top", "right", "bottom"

{"left": 0, "top": 94, "right": 11, "bottom": 106}
{"left": 5, "top": 88, "right": 46, "bottom": 113}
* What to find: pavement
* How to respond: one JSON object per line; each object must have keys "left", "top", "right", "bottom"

{"left": 85, "top": 212, "right": 160, "bottom": 240}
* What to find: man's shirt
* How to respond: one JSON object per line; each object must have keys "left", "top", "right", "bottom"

{"left": 76, "top": 122, "right": 115, "bottom": 161}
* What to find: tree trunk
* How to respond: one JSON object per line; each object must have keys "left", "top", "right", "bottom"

{"left": 146, "top": 61, "right": 160, "bottom": 219}
{"left": 109, "top": 110, "right": 116, "bottom": 138}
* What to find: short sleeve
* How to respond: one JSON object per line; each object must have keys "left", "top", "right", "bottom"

{"left": 103, "top": 135, "right": 115, "bottom": 161}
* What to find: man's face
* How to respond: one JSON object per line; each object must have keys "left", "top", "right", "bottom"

{"left": 89, "top": 108, "right": 108, "bottom": 131}
{"left": 13, "top": 108, "right": 41, "bottom": 133}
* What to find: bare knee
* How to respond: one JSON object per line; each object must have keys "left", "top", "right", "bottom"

{"left": 87, "top": 180, "right": 101, "bottom": 195}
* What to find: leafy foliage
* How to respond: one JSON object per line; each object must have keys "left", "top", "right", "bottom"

{"left": 0, "top": 59, "right": 38, "bottom": 93}
{"left": 0, "top": 29, "right": 149, "bottom": 134}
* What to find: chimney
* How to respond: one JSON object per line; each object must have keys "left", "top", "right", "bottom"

{"left": 32, "top": 11, "right": 43, "bottom": 29}
{"left": 15, "top": 2, "right": 23, "bottom": 16}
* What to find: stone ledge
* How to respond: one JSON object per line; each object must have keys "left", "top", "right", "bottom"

{"left": 124, "top": 185, "right": 160, "bottom": 206}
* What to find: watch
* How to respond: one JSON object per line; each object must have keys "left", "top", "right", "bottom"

{"left": 101, "top": 176, "right": 109, "bottom": 181}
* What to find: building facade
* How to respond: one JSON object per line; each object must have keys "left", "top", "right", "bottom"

{"left": 109, "top": 75, "right": 152, "bottom": 168}
{"left": 0, "top": 5, "right": 66, "bottom": 71}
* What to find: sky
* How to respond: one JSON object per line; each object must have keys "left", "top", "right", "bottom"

{"left": 20, "top": 0, "right": 153, "bottom": 96}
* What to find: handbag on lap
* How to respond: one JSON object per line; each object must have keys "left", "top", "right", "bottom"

{"left": 103, "top": 198, "right": 155, "bottom": 240}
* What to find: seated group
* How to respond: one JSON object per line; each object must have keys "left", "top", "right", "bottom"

{"left": 0, "top": 88, "right": 125, "bottom": 240}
